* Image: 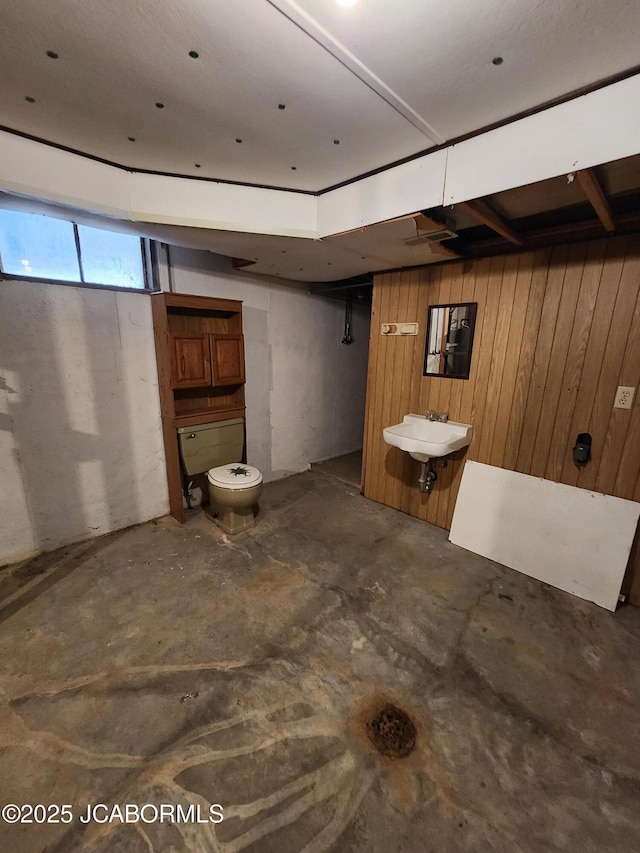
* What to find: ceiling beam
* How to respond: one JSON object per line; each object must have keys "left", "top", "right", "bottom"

{"left": 576, "top": 168, "right": 616, "bottom": 233}
{"left": 456, "top": 199, "right": 524, "bottom": 246}
{"left": 459, "top": 208, "right": 640, "bottom": 256}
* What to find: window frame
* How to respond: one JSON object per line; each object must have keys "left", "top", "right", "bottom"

{"left": 0, "top": 210, "right": 157, "bottom": 293}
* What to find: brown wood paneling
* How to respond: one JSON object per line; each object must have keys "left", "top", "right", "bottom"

{"left": 614, "top": 289, "right": 640, "bottom": 500}
{"left": 598, "top": 280, "right": 640, "bottom": 495}
{"left": 388, "top": 274, "right": 412, "bottom": 510}
{"left": 482, "top": 253, "right": 518, "bottom": 467}
{"left": 490, "top": 252, "right": 533, "bottom": 470}
{"left": 398, "top": 269, "right": 422, "bottom": 514}
{"left": 516, "top": 244, "right": 569, "bottom": 473}
{"left": 502, "top": 248, "right": 550, "bottom": 471}
{"left": 530, "top": 242, "right": 587, "bottom": 478}
{"left": 362, "top": 235, "right": 640, "bottom": 601}
{"left": 578, "top": 241, "right": 640, "bottom": 493}
{"left": 408, "top": 267, "right": 434, "bottom": 520}
{"left": 370, "top": 272, "right": 395, "bottom": 504}
{"left": 560, "top": 239, "right": 627, "bottom": 486}
{"left": 545, "top": 240, "right": 606, "bottom": 482}
{"left": 471, "top": 255, "right": 505, "bottom": 462}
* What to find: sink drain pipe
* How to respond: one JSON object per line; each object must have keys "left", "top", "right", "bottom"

{"left": 418, "top": 461, "right": 438, "bottom": 493}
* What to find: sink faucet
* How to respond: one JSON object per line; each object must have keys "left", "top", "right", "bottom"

{"left": 426, "top": 411, "right": 449, "bottom": 422}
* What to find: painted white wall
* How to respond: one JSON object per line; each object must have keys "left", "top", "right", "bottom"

{"left": 0, "top": 281, "right": 168, "bottom": 566}
{"left": 164, "top": 248, "right": 370, "bottom": 481}
{"left": 0, "top": 248, "right": 369, "bottom": 566}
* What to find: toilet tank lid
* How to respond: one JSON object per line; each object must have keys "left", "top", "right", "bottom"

{"left": 177, "top": 418, "right": 244, "bottom": 435}
{"left": 208, "top": 463, "right": 262, "bottom": 488}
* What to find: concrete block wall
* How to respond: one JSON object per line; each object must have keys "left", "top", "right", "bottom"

{"left": 0, "top": 281, "right": 168, "bottom": 565}
{"left": 0, "top": 249, "right": 370, "bottom": 565}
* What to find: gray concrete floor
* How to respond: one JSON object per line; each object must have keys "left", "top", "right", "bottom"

{"left": 1, "top": 468, "right": 640, "bottom": 852}
{"left": 312, "top": 451, "right": 362, "bottom": 489}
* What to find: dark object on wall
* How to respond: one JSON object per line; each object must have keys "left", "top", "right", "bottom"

{"left": 341, "top": 297, "right": 353, "bottom": 345}
{"left": 573, "top": 433, "right": 592, "bottom": 465}
{"left": 424, "top": 302, "right": 477, "bottom": 379}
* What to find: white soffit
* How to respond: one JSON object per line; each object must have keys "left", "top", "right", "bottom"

{"left": 316, "top": 150, "right": 448, "bottom": 238}
{"left": 445, "top": 74, "right": 640, "bottom": 204}
{"left": 128, "top": 174, "right": 317, "bottom": 239}
{"left": 450, "top": 462, "right": 640, "bottom": 612}
{"left": 0, "top": 129, "right": 317, "bottom": 239}
{"left": 0, "top": 131, "right": 129, "bottom": 218}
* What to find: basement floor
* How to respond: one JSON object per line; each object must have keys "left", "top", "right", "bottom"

{"left": 1, "top": 469, "right": 640, "bottom": 853}
{"left": 311, "top": 450, "right": 362, "bottom": 489}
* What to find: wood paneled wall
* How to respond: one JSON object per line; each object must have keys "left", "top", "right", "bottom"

{"left": 362, "top": 235, "right": 640, "bottom": 602}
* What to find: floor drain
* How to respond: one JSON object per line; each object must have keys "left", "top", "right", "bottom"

{"left": 366, "top": 704, "right": 416, "bottom": 758}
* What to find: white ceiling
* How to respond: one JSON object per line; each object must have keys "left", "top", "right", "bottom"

{"left": 1, "top": 0, "right": 640, "bottom": 282}
{"left": 2, "top": 0, "right": 640, "bottom": 193}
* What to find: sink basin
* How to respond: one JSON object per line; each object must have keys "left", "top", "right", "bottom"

{"left": 383, "top": 414, "right": 473, "bottom": 462}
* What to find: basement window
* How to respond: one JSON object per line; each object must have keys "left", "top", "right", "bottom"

{"left": 0, "top": 208, "right": 151, "bottom": 291}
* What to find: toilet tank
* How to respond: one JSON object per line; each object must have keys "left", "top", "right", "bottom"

{"left": 177, "top": 418, "right": 245, "bottom": 475}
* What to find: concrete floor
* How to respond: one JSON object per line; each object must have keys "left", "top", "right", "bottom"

{"left": 1, "top": 468, "right": 640, "bottom": 852}
{"left": 311, "top": 450, "right": 362, "bottom": 489}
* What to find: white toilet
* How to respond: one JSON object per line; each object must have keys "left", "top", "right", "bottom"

{"left": 177, "top": 418, "right": 263, "bottom": 534}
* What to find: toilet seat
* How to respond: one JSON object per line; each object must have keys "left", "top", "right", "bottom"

{"left": 207, "top": 463, "right": 262, "bottom": 490}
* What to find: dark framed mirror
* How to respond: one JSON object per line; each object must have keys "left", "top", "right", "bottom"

{"left": 424, "top": 302, "right": 477, "bottom": 379}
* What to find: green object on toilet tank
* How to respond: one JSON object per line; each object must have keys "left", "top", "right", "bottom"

{"left": 177, "top": 418, "right": 244, "bottom": 475}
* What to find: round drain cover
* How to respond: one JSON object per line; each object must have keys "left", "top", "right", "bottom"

{"left": 367, "top": 704, "right": 416, "bottom": 758}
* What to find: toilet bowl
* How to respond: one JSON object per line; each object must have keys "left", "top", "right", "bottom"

{"left": 207, "top": 463, "right": 263, "bottom": 535}
{"left": 177, "top": 418, "right": 263, "bottom": 535}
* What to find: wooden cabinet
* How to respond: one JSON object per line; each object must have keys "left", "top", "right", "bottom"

{"left": 211, "top": 334, "right": 245, "bottom": 385}
{"left": 170, "top": 334, "right": 211, "bottom": 388}
{"left": 170, "top": 332, "right": 245, "bottom": 389}
{"left": 151, "top": 292, "right": 246, "bottom": 523}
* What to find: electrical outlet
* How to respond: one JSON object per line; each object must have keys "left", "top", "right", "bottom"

{"left": 614, "top": 386, "right": 635, "bottom": 410}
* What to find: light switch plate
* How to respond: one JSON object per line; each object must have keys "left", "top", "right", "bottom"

{"left": 614, "top": 386, "right": 635, "bottom": 409}
{"left": 381, "top": 322, "right": 419, "bottom": 336}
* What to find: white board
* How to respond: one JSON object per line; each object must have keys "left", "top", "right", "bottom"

{"left": 449, "top": 462, "right": 640, "bottom": 611}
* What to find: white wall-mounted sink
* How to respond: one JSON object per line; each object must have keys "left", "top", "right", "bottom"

{"left": 383, "top": 414, "right": 473, "bottom": 462}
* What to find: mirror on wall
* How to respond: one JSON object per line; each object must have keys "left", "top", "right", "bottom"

{"left": 423, "top": 302, "right": 477, "bottom": 379}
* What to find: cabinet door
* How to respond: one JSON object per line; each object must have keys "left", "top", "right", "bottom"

{"left": 211, "top": 334, "right": 245, "bottom": 385}
{"left": 170, "top": 334, "right": 211, "bottom": 388}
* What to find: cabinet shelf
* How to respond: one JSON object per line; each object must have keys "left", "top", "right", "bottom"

{"left": 174, "top": 407, "right": 245, "bottom": 428}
